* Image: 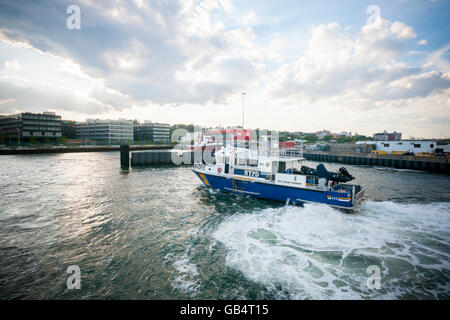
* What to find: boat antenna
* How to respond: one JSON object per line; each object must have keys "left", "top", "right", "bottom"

{"left": 242, "top": 92, "right": 246, "bottom": 129}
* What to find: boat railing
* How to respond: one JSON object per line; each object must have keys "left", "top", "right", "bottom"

{"left": 355, "top": 187, "right": 365, "bottom": 202}
{"left": 332, "top": 184, "right": 352, "bottom": 192}
{"left": 333, "top": 183, "right": 362, "bottom": 194}
{"left": 279, "top": 147, "right": 304, "bottom": 158}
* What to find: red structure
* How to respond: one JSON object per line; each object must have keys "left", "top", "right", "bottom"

{"left": 205, "top": 129, "right": 252, "bottom": 145}
{"left": 279, "top": 141, "right": 295, "bottom": 149}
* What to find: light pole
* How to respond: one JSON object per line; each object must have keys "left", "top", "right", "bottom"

{"left": 242, "top": 92, "right": 246, "bottom": 129}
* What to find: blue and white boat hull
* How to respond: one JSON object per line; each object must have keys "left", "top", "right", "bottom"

{"left": 193, "top": 169, "right": 364, "bottom": 209}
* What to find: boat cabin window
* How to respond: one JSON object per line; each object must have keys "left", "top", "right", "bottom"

{"left": 306, "top": 175, "right": 318, "bottom": 186}
{"left": 248, "top": 159, "right": 258, "bottom": 167}
{"left": 275, "top": 160, "right": 301, "bottom": 173}
{"left": 277, "top": 161, "right": 286, "bottom": 173}
{"left": 216, "top": 156, "right": 224, "bottom": 164}
{"left": 238, "top": 158, "right": 246, "bottom": 166}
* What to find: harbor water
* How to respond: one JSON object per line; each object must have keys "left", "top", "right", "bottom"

{"left": 0, "top": 153, "right": 449, "bottom": 299}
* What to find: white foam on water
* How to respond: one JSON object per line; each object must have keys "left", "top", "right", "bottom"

{"left": 213, "top": 201, "right": 450, "bottom": 299}
{"left": 171, "top": 254, "right": 201, "bottom": 296}
{"left": 169, "top": 227, "right": 202, "bottom": 296}
{"left": 173, "top": 255, "right": 199, "bottom": 276}
{"left": 372, "top": 166, "right": 426, "bottom": 173}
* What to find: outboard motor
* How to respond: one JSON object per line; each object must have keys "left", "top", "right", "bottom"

{"left": 338, "top": 167, "right": 354, "bottom": 181}
{"left": 301, "top": 164, "right": 355, "bottom": 183}
{"left": 301, "top": 165, "right": 316, "bottom": 175}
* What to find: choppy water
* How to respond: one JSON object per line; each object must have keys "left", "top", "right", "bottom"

{"left": 0, "top": 153, "right": 449, "bottom": 299}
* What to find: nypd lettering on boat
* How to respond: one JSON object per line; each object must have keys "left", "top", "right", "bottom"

{"left": 244, "top": 170, "right": 259, "bottom": 177}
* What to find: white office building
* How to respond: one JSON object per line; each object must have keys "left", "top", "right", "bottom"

{"left": 77, "top": 119, "right": 133, "bottom": 144}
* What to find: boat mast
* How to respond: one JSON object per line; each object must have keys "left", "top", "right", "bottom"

{"left": 241, "top": 92, "right": 246, "bottom": 129}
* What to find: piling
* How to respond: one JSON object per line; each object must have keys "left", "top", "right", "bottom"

{"left": 120, "top": 144, "right": 130, "bottom": 168}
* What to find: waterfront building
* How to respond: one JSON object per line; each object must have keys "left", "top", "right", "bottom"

{"left": 327, "top": 143, "right": 375, "bottom": 154}
{"left": 133, "top": 122, "right": 170, "bottom": 143}
{"left": 77, "top": 119, "right": 133, "bottom": 144}
{"left": 315, "top": 129, "right": 331, "bottom": 139}
{"left": 357, "top": 140, "right": 437, "bottom": 155}
{"left": 373, "top": 130, "right": 402, "bottom": 141}
{"left": 436, "top": 141, "right": 450, "bottom": 155}
{"left": 0, "top": 111, "right": 61, "bottom": 145}
{"left": 61, "top": 120, "right": 77, "bottom": 139}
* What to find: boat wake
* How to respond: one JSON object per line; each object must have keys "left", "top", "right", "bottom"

{"left": 213, "top": 201, "right": 450, "bottom": 299}
{"left": 166, "top": 228, "right": 202, "bottom": 297}
{"left": 171, "top": 253, "right": 201, "bottom": 296}
{"left": 372, "top": 166, "right": 427, "bottom": 173}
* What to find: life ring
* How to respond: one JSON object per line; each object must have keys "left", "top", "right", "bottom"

{"left": 217, "top": 167, "right": 222, "bottom": 173}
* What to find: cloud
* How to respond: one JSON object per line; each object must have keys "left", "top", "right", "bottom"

{"left": 269, "top": 18, "right": 449, "bottom": 107}
{"left": 241, "top": 11, "right": 257, "bottom": 25}
{"left": 390, "top": 21, "right": 417, "bottom": 40}
{"left": 0, "top": 0, "right": 263, "bottom": 107}
{"left": 0, "top": 77, "right": 114, "bottom": 115}
{"left": 418, "top": 39, "right": 428, "bottom": 45}
{"left": 0, "top": 0, "right": 448, "bottom": 138}
{"left": 4, "top": 58, "right": 21, "bottom": 70}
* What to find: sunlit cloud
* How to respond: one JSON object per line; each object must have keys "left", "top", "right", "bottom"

{"left": 0, "top": 0, "right": 448, "bottom": 138}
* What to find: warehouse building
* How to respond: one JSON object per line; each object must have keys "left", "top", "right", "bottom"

{"left": 357, "top": 140, "right": 439, "bottom": 155}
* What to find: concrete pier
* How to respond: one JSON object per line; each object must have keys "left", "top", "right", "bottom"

{"left": 303, "top": 152, "right": 450, "bottom": 174}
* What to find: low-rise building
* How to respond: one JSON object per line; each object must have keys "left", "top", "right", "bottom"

{"left": 77, "top": 119, "right": 133, "bottom": 144}
{"left": 315, "top": 129, "right": 331, "bottom": 139}
{"left": 0, "top": 112, "right": 62, "bottom": 145}
{"left": 373, "top": 130, "right": 402, "bottom": 141}
{"left": 340, "top": 131, "right": 352, "bottom": 137}
{"left": 133, "top": 122, "right": 170, "bottom": 143}
{"left": 357, "top": 140, "right": 437, "bottom": 155}
{"left": 61, "top": 120, "right": 77, "bottom": 139}
{"left": 436, "top": 141, "right": 450, "bottom": 155}
{"left": 327, "top": 143, "right": 375, "bottom": 154}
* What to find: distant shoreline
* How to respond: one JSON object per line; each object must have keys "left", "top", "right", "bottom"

{"left": 0, "top": 145, "right": 174, "bottom": 155}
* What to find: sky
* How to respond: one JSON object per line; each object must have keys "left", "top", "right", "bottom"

{"left": 0, "top": 0, "right": 449, "bottom": 138}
